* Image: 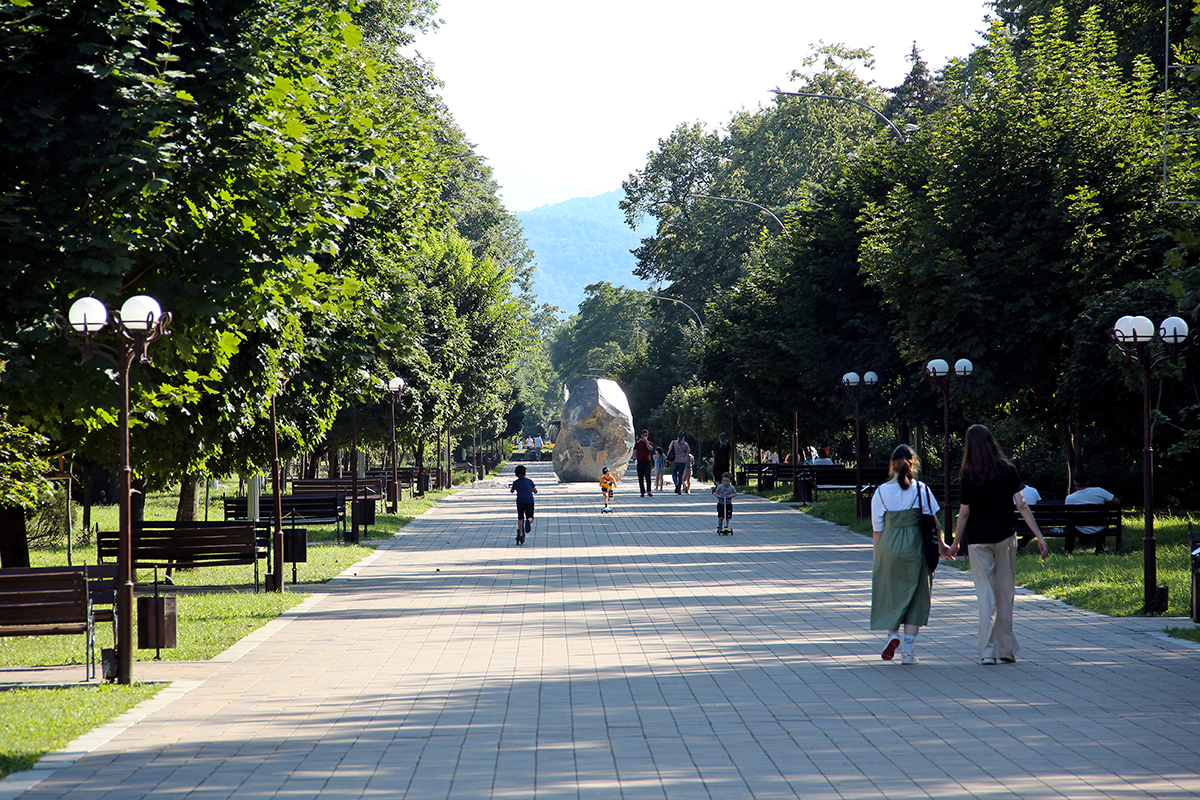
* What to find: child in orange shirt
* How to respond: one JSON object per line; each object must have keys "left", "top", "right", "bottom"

{"left": 599, "top": 467, "right": 617, "bottom": 513}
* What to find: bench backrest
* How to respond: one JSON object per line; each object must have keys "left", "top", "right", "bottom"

{"left": 1016, "top": 502, "right": 1122, "bottom": 532}
{"left": 293, "top": 478, "right": 383, "bottom": 498}
{"left": 0, "top": 569, "right": 89, "bottom": 628}
{"left": 97, "top": 526, "right": 257, "bottom": 567}
{"left": 223, "top": 494, "right": 343, "bottom": 522}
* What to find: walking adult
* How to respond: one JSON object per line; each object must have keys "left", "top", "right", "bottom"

{"left": 870, "top": 444, "right": 945, "bottom": 665}
{"left": 948, "top": 424, "right": 1049, "bottom": 665}
{"left": 666, "top": 432, "right": 690, "bottom": 495}
{"left": 712, "top": 433, "right": 732, "bottom": 482}
{"left": 633, "top": 430, "right": 655, "bottom": 497}
{"left": 533, "top": 433, "right": 544, "bottom": 462}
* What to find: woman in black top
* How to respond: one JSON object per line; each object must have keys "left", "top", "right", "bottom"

{"left": 949, "top": 425, "right": 1048, "bottom": 665}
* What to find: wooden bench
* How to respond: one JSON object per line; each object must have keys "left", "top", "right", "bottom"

{"left": 293, "top": 477, "right": 384, "bottom": 500}
{"left": 97, "top": 524, "right": 258, "bottom": 570}
{"left": 775, "top": 465, "right": 890, "bottom": 502}
{"left": 1014, "top": 501, "right": 1123, "bottom": 553}
{"left": 0, "top": 568, "right": 96, "bottom": 678}
{"left": 223, "top": 494, "right": 345, "bottom": 536}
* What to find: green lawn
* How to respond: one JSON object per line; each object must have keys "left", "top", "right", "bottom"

{"left": 0, "top": 684, "right": 163, "bottom": 778}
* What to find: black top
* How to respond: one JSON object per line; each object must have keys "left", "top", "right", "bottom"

{"left": 960, "top": 462, "right": 1023, "bottom": 544}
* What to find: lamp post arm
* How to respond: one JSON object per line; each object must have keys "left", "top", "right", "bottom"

{"left": 644, "top": 294, "right": 703, "bottom": 329}
{"left": 687, "top": 193, "right": 785, "bottom": 232}
{"left": 771, "top": 88, "right": 907, "bottom": 144}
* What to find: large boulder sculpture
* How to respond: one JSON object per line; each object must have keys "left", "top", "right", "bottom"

{"left": 553, "top": 379, "right": 636, "bottom": 482}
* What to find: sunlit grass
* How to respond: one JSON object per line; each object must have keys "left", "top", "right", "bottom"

{"left": 0, "top": 684, "right": 162, "bottom": 779}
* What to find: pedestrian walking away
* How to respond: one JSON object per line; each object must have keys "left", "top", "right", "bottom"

{"left": 949, "top": 424, "right": 1049, "bottom": 665}
{"left": 870, "top": 444, "right": 947, "bottom": 665}
{"left": 666, "top": 432, "right": 690, "bottom": 494}
{"left": 634, "top": 429, "right": 655, "bottom": 496}
{"left": 713, "top": 471, "right": 737, "bottom": 534}
{"left": 508, "top": 464, "right": 538, "bottom": 544}
{"left": 599, "top": 466, "right": 617, "bottom": 513}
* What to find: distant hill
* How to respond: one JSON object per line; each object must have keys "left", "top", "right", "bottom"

{"left": 518, "top": 190, "right": 653, "bottom": 315}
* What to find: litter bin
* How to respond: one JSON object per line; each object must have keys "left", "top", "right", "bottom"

{"left": 283, "top": 528, "right": 308, "bottom": 563}
{"left": 760, "top": 472, "right": 775, "bottom": 491}
{"left": 137, "top": 595, "right": 177, "bottom": 651}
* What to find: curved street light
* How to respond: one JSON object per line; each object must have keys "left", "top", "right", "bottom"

{"left": 771, "top": 88, "right": 909, "bottom": 144}
{"left": 687, "top": 193, "right": 785, "bottom": 232}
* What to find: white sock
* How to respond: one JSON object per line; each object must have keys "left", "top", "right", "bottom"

{"left": 903, "top": 634, "right": 917, "bottom": 655}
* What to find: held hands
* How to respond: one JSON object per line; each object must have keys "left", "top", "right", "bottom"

{"left": 945, "top": 540, "right": 960, "bottom": 559}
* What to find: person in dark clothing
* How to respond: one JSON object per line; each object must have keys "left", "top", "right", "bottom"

{"left": 712, "top": 433, "right": 732, "bottom": 482}
{"left": 949, "top": 425, "right": 1048, "bottom": 665}
{"left": 633, "top": 430, "right": 655, "bottom": 497}
{"left": 509, "top": 464, "right": 538, "bottom": 544}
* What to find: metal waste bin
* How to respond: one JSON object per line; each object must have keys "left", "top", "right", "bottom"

{"left": 137, "top": 595, "right": 177, "bottom": 650}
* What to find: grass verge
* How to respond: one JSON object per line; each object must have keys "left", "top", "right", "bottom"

{"left": 0, "top": 683, "right": 162, "bottom": 778}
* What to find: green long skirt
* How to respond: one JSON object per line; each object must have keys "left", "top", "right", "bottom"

{"left": 870, "top": 507, "right": 933, "bottom": 629}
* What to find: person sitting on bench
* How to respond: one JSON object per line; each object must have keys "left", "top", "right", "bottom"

{"left": 1065, "top": 471, "right": 1118, "bottom": 553}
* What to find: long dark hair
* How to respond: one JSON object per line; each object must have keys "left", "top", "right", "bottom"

{"left": 889, "top": 444, "right": 919, "bottom": 490}
{"left": 959, "top": 424, "right": 1011, "bottom": 482}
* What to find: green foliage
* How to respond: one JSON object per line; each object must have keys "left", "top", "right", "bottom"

{"left": 0, "top": 406, "right": 51, "bottom": 510}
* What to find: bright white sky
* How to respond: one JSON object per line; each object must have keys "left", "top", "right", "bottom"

{"left": 416, "top": 1, "right": 995, "bottom": 213}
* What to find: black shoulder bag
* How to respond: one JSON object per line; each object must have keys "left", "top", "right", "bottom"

{"left": 918, "top": 482, "right": 942, "bottom": 572}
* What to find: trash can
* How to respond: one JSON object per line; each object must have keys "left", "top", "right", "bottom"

{"left": 137, "top": 595, "right": 177, "bottom": 650}
{"left": 283, "top": 528, "right": 307, "bottom": 563}
{"left": 760, "top": 473, "right": 775, "bottom": 491}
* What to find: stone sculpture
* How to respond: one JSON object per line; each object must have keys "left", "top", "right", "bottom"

{"left": 552, "top": 378, "right": 636, "bottom": 482}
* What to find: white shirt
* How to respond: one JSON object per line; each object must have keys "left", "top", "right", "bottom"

{"left": 1066, "top": 485, "right": 1115, "bottom": 534}
{"left": 871, "top": 480, "right": 941, "bottom": 532}
{"left": 533, "top": 436, "right": 543, "bottom": 448}
{"left": 1020, "top": 485, "right": 1041, "bottom": 505}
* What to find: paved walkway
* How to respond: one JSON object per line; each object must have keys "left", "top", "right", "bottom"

{"left": 4, "top": 461, "right": 1200, "bottom": 799}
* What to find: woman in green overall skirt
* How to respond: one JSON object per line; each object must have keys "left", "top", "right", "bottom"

{"left": 870, "top": 445, "right": 945, "bottom": 664}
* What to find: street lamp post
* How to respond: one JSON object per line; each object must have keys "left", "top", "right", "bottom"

{"left": 923, "top": 358, "right": 974, "bottom": 537}
{"left": 771, "top": 88, "right": 910, "bottom": 143}
{"left": 1111, "top": 315, "right": 1190, "bottom": 614}
{"left": 59, "top": 295, "right": 171, "bottom": 684}
{"left": 842, "top": 371, "right": 879, "bottom": 520}
{"left": 387, "top": 377, "right": 406, "bottom": 512}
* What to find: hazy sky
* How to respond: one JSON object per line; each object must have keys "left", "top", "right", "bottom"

{"left": 416, "top": 1, "right": 996, "bottom": 212}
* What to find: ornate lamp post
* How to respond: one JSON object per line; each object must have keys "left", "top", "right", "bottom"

{"left": 842, "top": 371, "right": 878, "bottom": 519}
{"left": 923, "top": 358, "right": 973, "bottom": 537}
{"left": 1111, "top": 315, "right": 1190, "bottom": 613}
{"left": 387, "top": 377, "right": 406, "bottom": 512}
{"left": 59, "top": 295, "right": 171, "bottom": 684}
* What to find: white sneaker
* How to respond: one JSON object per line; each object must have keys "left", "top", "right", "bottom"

{"left": 901, "top": 653, "right": 919, "bottom": 666}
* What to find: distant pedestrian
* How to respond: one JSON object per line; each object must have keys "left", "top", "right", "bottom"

{"left": 508, "top": 464, "right": 537, "bottom": 544}
{"left": 949, "top": 425, "right": 1049, "bottom": 665}
{"left": 599, "top": 466, "right": 617, "bottom": 513}
{"left": 683, "top": 452, "right": 694, "bottom": 493}
{"left": 634, "top": 430, "right": 655, "bottom": 497}
{"left": 653, "top": 447, "right": 666, "bottom": 491}
{"left": 533, "top": 433, "right": 544, "bottom": 461}
{"left": 712, "top": 433, "right": 732, "bottom": 481}
{"left": 870, "top": 444, "right": 945, "bottom": 665}
{"left": 666, "top": 432, "right": 690, "bottom": 495}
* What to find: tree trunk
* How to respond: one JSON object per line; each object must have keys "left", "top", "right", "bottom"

{"left": 0, "top": 506, "right": 30, "bottom": 568}
{"left": 326, "top": 440, "right": 338, "bottom": 479}
{"left": 176, "top": 473, "right": 202, "bottom": 522}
